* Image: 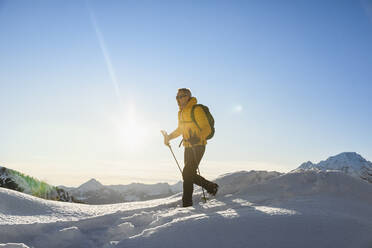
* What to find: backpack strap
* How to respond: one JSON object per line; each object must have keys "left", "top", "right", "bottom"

{"left": 191, "top": 104, "right": 202, "bottom": 131}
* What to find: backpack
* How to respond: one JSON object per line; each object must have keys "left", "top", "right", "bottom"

{"left": 191, "top": 104, "right": 215, "bottom": 140}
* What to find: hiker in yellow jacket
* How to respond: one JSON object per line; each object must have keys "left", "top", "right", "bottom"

{"left": 164, "top": 88, "right": 218, "bottom": 207}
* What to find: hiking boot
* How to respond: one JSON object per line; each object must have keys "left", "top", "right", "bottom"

{"left": 182, "top": 201, "right": 193, "bottom": 207}
{"left": 207, "top": 182, "right": 219, "bottom": 196}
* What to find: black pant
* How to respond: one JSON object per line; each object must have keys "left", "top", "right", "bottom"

{"left": 182, "top": 145, "right": 210, "bottom": 205}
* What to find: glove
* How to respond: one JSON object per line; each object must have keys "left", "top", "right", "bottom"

{"left": 164, "top": 134, "right": 170, "bottom": 146}
{"left": 161, "top": 130, "right": 170, "bottom": 146}
{"left": 187, "top": 129, "right": 200, "bottom": 146}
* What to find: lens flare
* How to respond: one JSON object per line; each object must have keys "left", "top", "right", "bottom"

{"left": 113, "top": 104, "right": 148, "bottom": 151}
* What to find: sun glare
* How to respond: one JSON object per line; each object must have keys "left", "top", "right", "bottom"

{"left": 113, "top": 105, "right": 149, "bottom": 150}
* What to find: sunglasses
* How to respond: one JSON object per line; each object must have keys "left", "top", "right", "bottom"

{"left": 176, "top": 94, "right": 188, "bottom": 100}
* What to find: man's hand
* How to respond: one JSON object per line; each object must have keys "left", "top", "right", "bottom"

{"left": 161, "top": 130, "right": 170, "bottom": 146}
{"left": 164, "top": 134, "right": 170, "bottom": 146}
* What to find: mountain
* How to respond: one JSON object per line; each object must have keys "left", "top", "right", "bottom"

{"left": 1, "top": 170, "right": 372, "bottom": 248}
{"left": 295, "top": 152, "right": 372, "bottom": 183}
{"left": 62, "top": 179, "right": 183, "bottom": 205}
{"left": 0, "top": 166, "right": 73, "bottom": 202}
{"left": 77, "top": 178, "right": 104, "bottom": 193}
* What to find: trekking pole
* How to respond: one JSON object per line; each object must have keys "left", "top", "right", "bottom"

{"left": 168, "top": 144, "right": 183, "bottom": 175}
{"left": 161, "top": 130, "right": 183, "bottom": 175}
{"left": 191, "top": 146, "right": 207, "bottom": 203}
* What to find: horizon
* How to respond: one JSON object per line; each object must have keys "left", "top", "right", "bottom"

{"left": 1, "top": 151, "right": 371, "bottom": 188}
{"left": 1, "top": 1, "right": 372, "bottom": 187}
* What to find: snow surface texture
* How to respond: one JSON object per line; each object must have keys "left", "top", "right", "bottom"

{"left": 1, "top": 170, "right": 372, "bottom": 248}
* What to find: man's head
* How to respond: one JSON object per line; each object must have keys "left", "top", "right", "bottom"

{"left": 176, "top": 88, "right": 192, "bottom": 109}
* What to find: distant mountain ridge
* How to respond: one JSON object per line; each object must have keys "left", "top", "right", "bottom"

{"left": 295, "top": 152, "right": 372, "bottom": 183}
{"left": 59, "top": 179, "right": 183, "bottom": 205}
{"left": 0, "top": 165, "right": 182, "bottom": 205}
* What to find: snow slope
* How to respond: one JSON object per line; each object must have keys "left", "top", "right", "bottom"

{"left": 1, "top": 170, "right": 372, "bottom": 248}
{"left": 0, "top": 166, "right": 72, "bottom": 202}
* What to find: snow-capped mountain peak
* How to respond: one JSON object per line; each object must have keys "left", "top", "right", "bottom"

{"left": 77, "top": 178, "right": 104, "bottom": 192}
{"left": 296, "top": 152, "right": 372, "bottom": 182}
{"left": 298, "top": 161, "right": 314, "bottom": 169}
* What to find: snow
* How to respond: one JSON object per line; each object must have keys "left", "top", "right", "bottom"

{"left": 170, "top": 181, "right": 183, "bottom": 192}
{"left": 297, "top": 152, "right": 372, "bottom": 179}
{"left": 1, "top": 170, "right": 372, "bottom": 248}
{"left": 0, "top": 244, "right": 30, "bottom": 248}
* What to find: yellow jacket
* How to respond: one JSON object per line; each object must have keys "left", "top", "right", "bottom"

{"left": 169, "top": 97, "right": 212, "bottom": 147}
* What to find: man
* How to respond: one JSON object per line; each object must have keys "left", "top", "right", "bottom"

{"left": 164, "top": 88, "right": 218, "bottom": 207}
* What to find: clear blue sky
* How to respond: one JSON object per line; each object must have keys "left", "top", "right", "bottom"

{"left": 1, "top": 0, "right": 371, "bottom": 186}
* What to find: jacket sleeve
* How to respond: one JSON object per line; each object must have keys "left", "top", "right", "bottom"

{"left": 169, "top": 126, "right": 181, "bottom": 140}
{"left": 168, "top": 112, "right": 182, "bottom": 140}
{"left": 194, "top": 106, "right": 211, "bottom": 140}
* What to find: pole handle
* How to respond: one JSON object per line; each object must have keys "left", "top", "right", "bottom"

{"left": 161, "top": 130, "right": 170, "bottom": 147}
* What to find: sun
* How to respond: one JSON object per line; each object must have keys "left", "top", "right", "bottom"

{"left": 113, "top": 105, "right": 149, "bottom": 150}
{"left": 119, "top": 118, "right": 148, "bottom": 147}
